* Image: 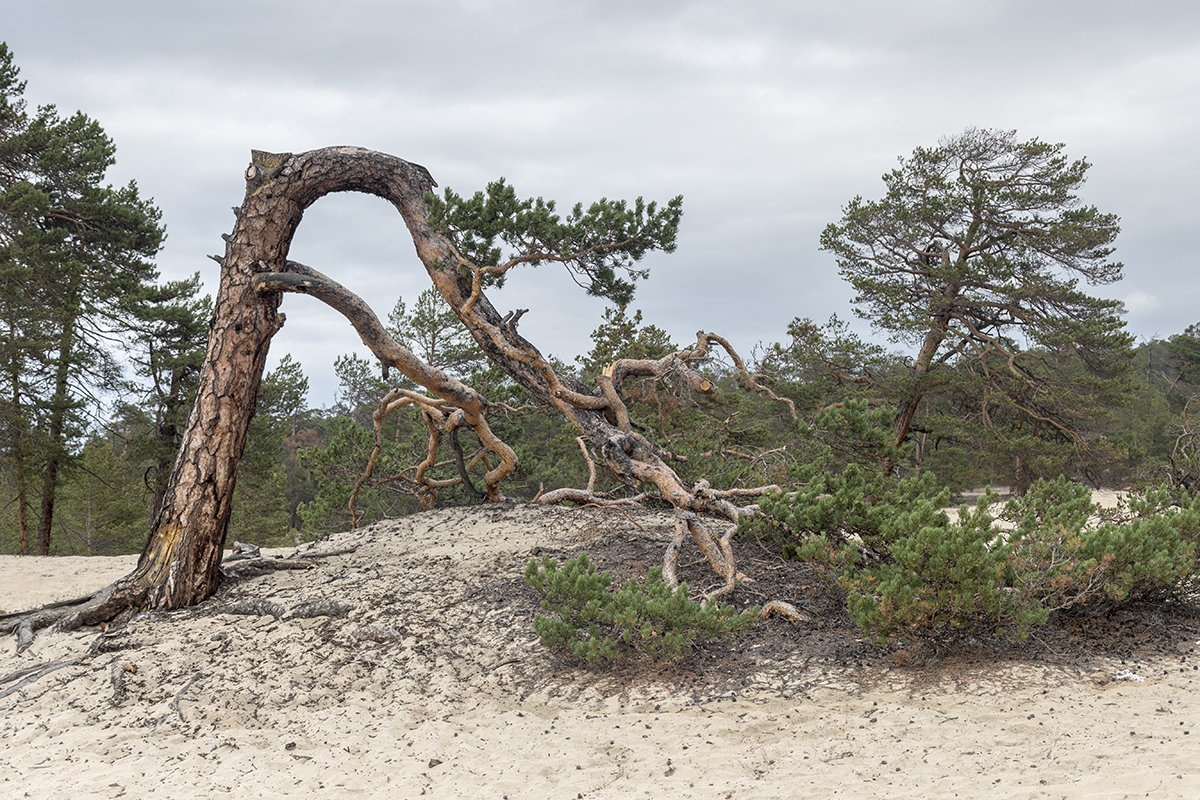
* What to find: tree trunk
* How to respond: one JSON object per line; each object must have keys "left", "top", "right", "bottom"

{"left": 16, "top": 487, "right": 29, "bottom": 555}
{"left": 59, "top": 153, "right": 306, "bottom": 622}
{"left": 7, "top": 356, "right": 31, "bottom": 554}
{"left": 59, "top": 146, "right": 761, "bottom": 625}
{"left": 887, "top": 286, "right": 957, "bottom": 474}
{"left": 36, "top": 316, "right": 76, "bottom": 555}
{"left": 35, "top": 455, "right": 58, "bottom": 556}
{"left": 68, "top": 148, "right": 443, "bottom": 620}
{"left": 12, "top": 443, "right": 31, "bottom": 556}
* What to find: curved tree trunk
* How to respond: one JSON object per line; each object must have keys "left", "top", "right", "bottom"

{"left": 58, "top": 152, "right": 310, "bottom": 623}
{"left": 45, "top": 146, "right": 785, "bottom": 630}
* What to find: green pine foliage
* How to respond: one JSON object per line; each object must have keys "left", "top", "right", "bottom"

{"left": 297, "top": 414, "right": 425, "bottom": 534}
{"left": 747, "top": 470, "right": 1200, "bottom": 643}
{"left": 524, "top": 553, "right": 757, "bottom": 665}
{"left": 843, "top": 495, "right": 1018, "bottom": 642}
{"left": 1002, "top": 478, "right": 1200, "bottom": 610}
{"left": 818, "top": 128, "right": 1134, "bottom": 485}
{"left": 575, "top": 305, "right": 676, "bottom": 382}
{"left": 427, "top": 180, "right": 683, "bottom": 306}
{"left": 45, "top": 433, "right": 149, "bottom": 555}
{"left": 230, "top": 355, "right": 316, "bottom": 545}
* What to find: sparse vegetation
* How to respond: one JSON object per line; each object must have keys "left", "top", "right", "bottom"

{"left": 524, "top": 553, "right": 757, "bottom": 664}
{"left": 2, "top": 49, "right": 1199, "bottom": 672}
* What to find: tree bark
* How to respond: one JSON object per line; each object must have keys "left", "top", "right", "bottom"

{"left": 56, "top": 148, "right": 443, "bottom": 622}
{"left": 51, "top": 146, "right": 779, "bottom": 626}
{"left": 887, "top": 283, "right": 957, "bottom": 473}
{"left": 58, "top": 152, "right": 310, "bottom": 621}
{"left": 36, "top": 314, "right": 76, "bottom": 555}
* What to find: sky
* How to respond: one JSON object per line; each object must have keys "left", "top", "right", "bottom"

{"left": 6, "top": 0, "right": 1199, "bottom": 406}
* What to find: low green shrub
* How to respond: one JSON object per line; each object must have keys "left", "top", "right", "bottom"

{"left": 744, "top": 470, "right": 1200, "bottom": 644}
{"left": 843, "top": 495, "right": 1031, "bottom": 641}
{"left": 1001, "top": 477, "right": 1199, "bottom": 613}
{"left": 524, "top": 553, "right": 758, "bottom": 665}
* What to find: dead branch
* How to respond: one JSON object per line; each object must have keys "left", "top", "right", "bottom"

{"left": 220, "top": 598, "right": 285, "bottom": 618}
{"left": 342, "top": 368, "right": 495, "bottom": 515}
{"left": 0, "top": 593, "right": 97, "bottom": 623}
{"left": 222, "top": 558, "right": 318, "bottom": 579}
{"left": 577, "top": 436, "right": 598, "bottom": 493}
{"left": 0, "top": 628, "right": 123, "bottom": 700}
{"left": 605, "top": 332, "right": 797, "bottom": 423}
{"left": 254, "top": 262, "right": 518, "bottom": 501}
{"left": 290, "top": 543, "right": 359, "bottom": 559}
{"left": 448, "top": 428, "right": 486, "bottom": 500}
{"left": 709, "top": 485, "right": 782, "bottom": 500}
{"left": 166, "top": 672, "right": 202, "bottom": 725}
{"left": 0, "top": 655, "right": 87, "bottom": 701}
{"left": 533, "top": 488, "right": 647, "bottom": 506}
{"left": 760, "top": 600, "right": 808, "bottom": 624}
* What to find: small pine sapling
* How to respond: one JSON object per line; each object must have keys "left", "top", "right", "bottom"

{"left": 524, "top": 553, "right": 758, "bottom": 665}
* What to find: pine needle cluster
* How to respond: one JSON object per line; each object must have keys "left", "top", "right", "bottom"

{"left": 523, "top": 554, "right": 757, "bottom": 665}
{"left": 747, "top": 471, "right": 1200, "bottom": 643}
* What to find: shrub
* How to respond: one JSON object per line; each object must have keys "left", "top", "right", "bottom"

{"left": 843, "top": 495, "right": 1030, "bottom": 641}
{"left": 523, "top": 553, "right": 758, "bottom": 665}
{"left": 745, "top": 470, "right": 1200, "bottom": 644}
{"left": 749, "top": 463, "right": 951, "bottom": 555}
{"left": 1002, "top": 477, "right": 1200, "bottom": 613}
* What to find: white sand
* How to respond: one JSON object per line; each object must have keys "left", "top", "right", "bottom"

{"left": 2, "top": 503, "right": 1198, "bottom": 799}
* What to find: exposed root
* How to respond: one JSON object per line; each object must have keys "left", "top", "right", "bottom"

{"left": 290, "top": 543, "right": 360, "bottom": 559}
{"left": 167, "top": 672, "right": 203, "bottom": 724}
{"left": 15, "top": 620, "right": 33, "bottom": 654}
{"left": 0, "top": 654, "right": 88, "bottom": 701}
{"left": 1, "top": 599, "right": 95, "bottom": 650}
{"left": 533, "top": 488, "right": 646, "bottom": 506}
{"left": 761, "top": 600, "right": 808, "bottom": 624}
{"left": 0, "top": 627, "right": 124, "bottom": 701}
{"left": 2, "top": 544, "right": 353, "bottom": 654}
{"left": 222, "top": 557, "right": 317, "bottom": 579}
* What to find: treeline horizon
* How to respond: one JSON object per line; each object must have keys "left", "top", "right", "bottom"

{"left": 3, "top": 41, "right": 1199, "bottom": 558}
{"left": 4, "top": 298, "right": 1198, "bottom": 556}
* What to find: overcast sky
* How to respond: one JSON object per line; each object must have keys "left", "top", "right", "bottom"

{"left": 7, "top": 1, "right": 1199, "bottom": 405}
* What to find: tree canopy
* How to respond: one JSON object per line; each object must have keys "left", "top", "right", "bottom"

{"left": 0, "top": 43, "right": 166, "bottom": 553}
{"left": 818, "top": 128, "right": 1133, "bottom": 484}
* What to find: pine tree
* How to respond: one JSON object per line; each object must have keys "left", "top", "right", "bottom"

{"left": 125, "top": 273, "right": 211, "bottom": 519}
{"left": 820, "top": 128, "right": 1133, "bottom": 484}
{"left": 0, "top": 43, "right": 165, "bottom": 552}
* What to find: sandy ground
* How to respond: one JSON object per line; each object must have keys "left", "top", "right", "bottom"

{"left": 1, "top": 502, "right": 1198, "bottom": 799}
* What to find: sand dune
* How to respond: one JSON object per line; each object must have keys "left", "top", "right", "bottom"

{"left": 2, "top": 503, "right": 1198, "bottom": 799}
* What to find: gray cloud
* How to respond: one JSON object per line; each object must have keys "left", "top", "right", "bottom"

{"left": 7, "top": 0, "right": 1199, "bottom": 403}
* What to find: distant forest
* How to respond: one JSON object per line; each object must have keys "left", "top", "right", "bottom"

{"left": 3, "top": 42, "right": 1198, "bottom": 557}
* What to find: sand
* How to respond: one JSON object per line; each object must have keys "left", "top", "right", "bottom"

{"left": 2, "top": 503, "right": 1198, "bottom": 799}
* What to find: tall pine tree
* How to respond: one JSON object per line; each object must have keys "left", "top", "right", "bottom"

{"left": 0, "top": 43, "right": 164, "bottom": 552}
{"left": 820, "top": 128, "right": 1133, "bottom": 486}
